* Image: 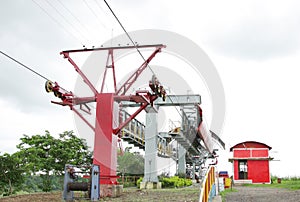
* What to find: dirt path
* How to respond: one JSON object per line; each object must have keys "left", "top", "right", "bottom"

{"left": 225, "top": 186, "right": 300, "bottom": 202}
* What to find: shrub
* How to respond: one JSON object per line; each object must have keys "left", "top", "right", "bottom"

{"left": 271, "top": 175, "right": 278, "bottom": 184}
{"left": 161, "top": 176, "right": 192, "bottom": 188}
{"left": 137, "top": 177, "right": 143, "bottom": 188}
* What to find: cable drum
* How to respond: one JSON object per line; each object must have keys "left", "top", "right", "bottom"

{"left": 67, "top": 182, "right": 89, "bottom": 191}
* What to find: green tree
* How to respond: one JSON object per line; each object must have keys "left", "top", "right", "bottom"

{"left": 51, "top": 131, "right": 93, "bottom": 174}
{"left": 16, "top": 130, "right": 92, "bottom": 191}
{"left": 0, "top": 152, "right": 25, "bottom": 196}
{"left": 117, "top": 147, "right": 144, "bottom": 175}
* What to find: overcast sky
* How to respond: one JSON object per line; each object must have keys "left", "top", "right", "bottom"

{"left": 1, "top": 0, "right": 300, "bottom": 177}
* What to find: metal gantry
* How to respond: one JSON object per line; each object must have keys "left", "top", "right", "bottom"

{"left": 121, "top": 94, "right": 222, "bottom": 184}
{"left": 46, "top": 44, "right": 166, "bottom": 197}
{"left": 46, "top": 44, "right": 224, "bottom": 198}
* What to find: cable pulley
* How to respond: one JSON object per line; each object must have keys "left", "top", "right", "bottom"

{"left": 45, "top": 80, "right": 54, "bottom": 92}
{"left": 149, "top": 75, "right": 166, "bottom": 101}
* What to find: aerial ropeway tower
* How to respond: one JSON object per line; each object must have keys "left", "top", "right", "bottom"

{"left": 45, "top": 42, "right": 223, "bottom": 200}
{"left": 45, "top": 44, "right": 167, "bottom": 198}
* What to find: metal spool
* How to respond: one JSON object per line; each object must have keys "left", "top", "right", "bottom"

{"left": 67, "top": 182, "right": 90, "bottom": 192}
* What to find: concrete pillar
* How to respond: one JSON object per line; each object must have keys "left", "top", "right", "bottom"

{"left": 143, "top": 107, "right": 159, "bottom": 183}
{"left": 177, "top": 144, "right": 186, "bottom": 174}
{"left": 192, "top": 161, "right": 196, "bottom": 180}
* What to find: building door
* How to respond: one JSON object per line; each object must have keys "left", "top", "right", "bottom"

{"left": 238, "top": 160, "right": 248, "bottom": 179}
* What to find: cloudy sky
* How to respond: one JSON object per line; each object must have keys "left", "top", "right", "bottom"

{"left": 1, "top": 0, "right": 300, "bottom": 177}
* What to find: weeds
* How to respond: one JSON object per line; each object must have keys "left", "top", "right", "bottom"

{"left": 219, "top": 188, "right": 237, "bottom": 202}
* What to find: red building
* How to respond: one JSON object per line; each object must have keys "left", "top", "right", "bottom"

{"left": 229, "top": 141, "right": 273, "bottom": 184}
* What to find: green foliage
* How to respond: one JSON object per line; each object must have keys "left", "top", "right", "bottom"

{"left": 17, "top": 131, "right": 92, "bottom": 175}
{"left": 15, "top": 130, "right": 92, "bottom": 192}
{"left": 0, "top": 152, "right": 26, "bottom": 196}
{"left": 117, "top": 149, "right": 144, "bottom": 175}
{"left": 137, "top": 177, "right": 143, "bottom": 188}
{"left": 271, "top": 175, "right": 278, "bottom": 184}
{"left": 137, "top": 175, "right": 192, "bottom": 189}
{"left": 160, "top": 176, "right": 192, "bottom": 188}
{"left": 122, "top": 181, "right": 136, "bottom": 188}
{"left": 117, "top": 176, "right": 142, "bottom": 188}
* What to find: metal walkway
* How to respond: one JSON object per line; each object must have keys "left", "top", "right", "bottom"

{"left": 120, "top": 95, "right": 224, "bottom": 162}
{"left": 120, "top": 110, "right": 173, "bottom": 158}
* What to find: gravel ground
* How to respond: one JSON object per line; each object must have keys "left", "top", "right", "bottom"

{"left": 225, "top": 186, "right": 300, "bottom": 202}
{"left": 0, "top": 185, "right": 201, "bottom": 202}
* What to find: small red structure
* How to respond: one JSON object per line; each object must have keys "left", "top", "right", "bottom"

{"left": 229, "top": 141, "right": 273, "bottom": 184}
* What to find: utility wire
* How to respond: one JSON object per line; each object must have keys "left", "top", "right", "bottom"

{"left": 103, "top": 0, "right": 155, "bottom": 75}
{"left": 31, "top": 0, "right": 84, "bottom": 46}
{"left": 94, "top": 0, "right": 115, "bottom": 25}
{"left": 94, "top": 0, "right": 107, "bottom": 13}
{"left": 0, "top": 51, "right": 50, "bottom": 81}
{"left": 0, "top": 51, "right": 72, "bottom": 93}
{"left": 103, "top": 0, "right": 185, "bottom": 119}
{"left": 44, "top": 0, "right": 90, "bottom": 43}
{"left": 55, "top": 0, "right": 94, "bottom": 40}
{"left": 83, "top": 0, "right": 108, "bottom": 29}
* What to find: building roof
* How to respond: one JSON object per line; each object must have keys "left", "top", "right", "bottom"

{"left": 229, "top": 141, "right": 272, "bottom": 152}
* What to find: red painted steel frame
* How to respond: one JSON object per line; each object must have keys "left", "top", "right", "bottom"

{"left": 196, "top": 104, "right": 214, "bottom": 154}
{"left": 116, "top": 46, "right": 163, "bottom": 95}
{"left": 94, "top": 93, "right": 117, "bottom": 184}
{"left": 61, "top": 52, "right": 98, "bottom": 95}
{"left": 49, "top": 44, "right": 165, "bottom": 186}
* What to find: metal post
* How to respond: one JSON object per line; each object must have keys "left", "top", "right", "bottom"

{"left": 62, "top": 165, "right": 74, "bottom": 201}
{"left": 91, "top": 165, "right": 100, "bottom": 201}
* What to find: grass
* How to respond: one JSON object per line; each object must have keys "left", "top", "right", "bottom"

{"left": 99, "top": 186, "right": 201, "bottom": 201}
{"left": 219, "top": 188, "right": 237, "bottom": 202}
{"left": 243, "top": 179, "right": 300, "bottom": 190}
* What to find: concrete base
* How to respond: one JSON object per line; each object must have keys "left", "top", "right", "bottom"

{"left": 140, "top": 182, "right": 162, "bottom": 189}
{"left": 233, "top": 179, "right": 253, "bottom": 185}
{"left": 100, "top": 184, "right": 123, "bottom": 198}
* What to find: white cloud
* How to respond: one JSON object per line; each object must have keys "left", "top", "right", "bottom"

{"left": 1, "top": 0, "right": 300, "bottom": 177}
{"left": 0, "top": 99, "right": 75, "bottom": 153}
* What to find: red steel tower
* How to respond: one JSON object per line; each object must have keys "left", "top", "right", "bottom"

{"left": 46, "top": 44, "right": 166, "bottom": 196}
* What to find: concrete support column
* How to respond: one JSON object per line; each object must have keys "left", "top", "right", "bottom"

{"left": 143, "top": 107, "right": 158, "bottom": 183}
{"left": 192, "top": 161, "right": 196, "bottom": 180}
{"left": 177, "top": 144, "right": 186, "bottom": 174}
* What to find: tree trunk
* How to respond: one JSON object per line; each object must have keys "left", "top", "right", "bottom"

{"left": 8, "top": 179, "right": 12, "bottom": 195}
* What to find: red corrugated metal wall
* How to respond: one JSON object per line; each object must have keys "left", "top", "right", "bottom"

{"left": 252, "top": 149, "right": 268, "bottom": 157}
{"left": 248, "top": 160, "right": 270, "bottom": 183}
{"left": 233, "top": 150, "right": 250, "bottom": 158}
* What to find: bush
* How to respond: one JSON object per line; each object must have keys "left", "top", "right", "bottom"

{"left": 271, "top": 175, "right": 278, "bottom": 184}
{"left": 137, "top": 176, "right": 192, "bottom": 189}
{"left": 137, "top": 177, "right": 143, "bottom": 188}
{"left": 161, "top": 176, "right": 192, "bottom": 188}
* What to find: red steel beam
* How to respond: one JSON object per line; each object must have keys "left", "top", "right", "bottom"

{"left": 61, "top": 52, "right": 98, "bottom": 95}
{"left": 61, "top": 44, "right": 165, "bottom": 54}
{"left": 116, "top": 46, "right": 164, "bottom": 95}
{"left": 113, "top": 94, "right": 158, "bottom": 134}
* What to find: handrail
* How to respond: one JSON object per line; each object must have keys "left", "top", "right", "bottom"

{"left": 199, "top": 165, "right": 216, "bottom": 202}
